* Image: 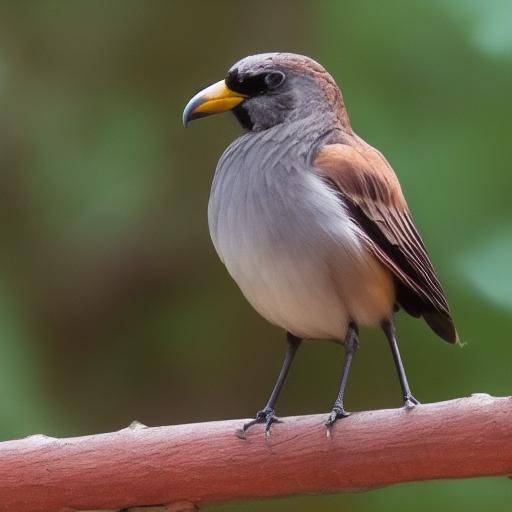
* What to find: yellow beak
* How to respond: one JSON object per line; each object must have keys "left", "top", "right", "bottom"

{"left": 182, "top": 80, "right": 247, "bottom": 126}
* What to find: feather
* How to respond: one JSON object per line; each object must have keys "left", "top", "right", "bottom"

{"left": 314, "top": 141, "right": 458, "bottom": 343}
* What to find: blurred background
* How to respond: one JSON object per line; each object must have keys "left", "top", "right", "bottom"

{"left": 0, "top": 0, "right": 511, "bottom": 510}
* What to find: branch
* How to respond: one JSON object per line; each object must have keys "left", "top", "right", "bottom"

{"left": 0, "top": 394, "right": 510, "bottom": 512}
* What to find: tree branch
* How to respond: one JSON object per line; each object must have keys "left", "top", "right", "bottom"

{"left": 0, "top": 394, "right": 510, "bottom": 512}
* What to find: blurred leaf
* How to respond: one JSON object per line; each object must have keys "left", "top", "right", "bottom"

{"left": 0, "top": 285, "right": 60, "bottom": 437}
{"left": 443, "top": 0, "right": 512, "bottom": 58}
{"left": 461, "top": 224, "right": 512, "bottom": 311}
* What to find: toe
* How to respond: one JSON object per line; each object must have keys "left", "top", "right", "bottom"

{"left": 325, "top": 407, "right": 350, "bottom": 427}
{"left": 241, "top": 418, "right": 259, "bottom": 432}
{"left": 325, "top": 413, "right": 337, "bottom": 427}
{"left": 264, "top": 412, "right": 281, "bottom": 433}
{"left": 240, "top": 408, "right": 279, "bottom": 436}
{"left": 403, "top": 396, "right": 420, "bottom": 409}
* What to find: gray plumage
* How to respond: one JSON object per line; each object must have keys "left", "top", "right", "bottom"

{"left": 208, "top": 114, "right": 394, "bottom": 340}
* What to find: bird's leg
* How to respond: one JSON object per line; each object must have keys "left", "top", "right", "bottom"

{"left": 239, "top": 332, "right": 302, "bottom": 436}
{"left": 381, "top": 318, "right": 420, "bottom": 409}
{"left": 326, "top": 322, "right": 359, "bottom": 427}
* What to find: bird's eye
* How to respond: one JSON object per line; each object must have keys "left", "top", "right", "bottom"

{"left": 264, "top": 71, "right": 286, "bottom": 90}
{"left": 225, "top": 69, "right": 286, "bottom": 96}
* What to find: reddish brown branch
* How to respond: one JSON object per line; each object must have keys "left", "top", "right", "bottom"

{"left": 0, "top": 394, "right": 510, "bottom": 512}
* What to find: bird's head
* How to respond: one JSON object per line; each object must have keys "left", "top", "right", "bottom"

{"left": 183, "top": 53, "right": 350, "bottom": 132}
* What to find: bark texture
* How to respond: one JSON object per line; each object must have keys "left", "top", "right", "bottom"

{"left": 0, "top": 394, "right": 510, "bottom": 512}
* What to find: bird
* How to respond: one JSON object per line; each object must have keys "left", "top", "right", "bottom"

{"left": 183, "top": 52, "right": 457, "bottom": 434}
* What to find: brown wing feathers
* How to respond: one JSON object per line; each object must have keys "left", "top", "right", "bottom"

{"left": 314, "top": 142, "right": 458, "bottom": 343}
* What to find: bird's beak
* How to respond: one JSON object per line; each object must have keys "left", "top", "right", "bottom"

{"left": 182, "top": 80, "right": 247, "bottom": 127}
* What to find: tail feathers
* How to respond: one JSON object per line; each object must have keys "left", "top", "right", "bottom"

{"left": 423, "top": 312, "right": 458, "bottom": 344}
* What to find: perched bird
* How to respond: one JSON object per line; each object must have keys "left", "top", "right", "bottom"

{"left": 183, "top": 52, "right": 457, "bottom": 434}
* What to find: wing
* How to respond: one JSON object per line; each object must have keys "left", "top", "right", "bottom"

{"left": 314, "top": 142, "right": 458, "bottom": 343}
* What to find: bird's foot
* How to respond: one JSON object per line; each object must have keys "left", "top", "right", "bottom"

{"left": 403, "top": 395, "right": 420, "bottom": 409}
{"left": 236, "top": 408, "right": 281, "bottom": 439}
{"left": 325, "top": 405, "right": 350, "bottom": 428}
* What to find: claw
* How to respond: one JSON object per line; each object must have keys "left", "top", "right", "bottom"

{"left": 265, "top": 414, "right": 281, "bottom": 432}
{"left": 240, "top": 408, "right": 280, "bottom": 437}
{"left": 403, "top": 395, "right": 420, "bottom": 409}
{"left": 325, "top": 406, "right": 350, "bottom": 428}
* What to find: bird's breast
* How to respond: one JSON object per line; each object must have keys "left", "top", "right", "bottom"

{"left": 208, "top": 133, "right": 395, "bottom": 339}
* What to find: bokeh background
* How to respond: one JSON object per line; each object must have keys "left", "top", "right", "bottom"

{"left": 0, "top": 0, "right": 511, "bottom": 510}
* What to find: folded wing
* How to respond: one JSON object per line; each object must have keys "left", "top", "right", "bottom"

{"left": 314, "top": 142, "right": 457, "bottom": 343}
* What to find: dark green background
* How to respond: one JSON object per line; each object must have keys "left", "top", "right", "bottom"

{"left": 0, "top": 1, "right": 510, "bottom": 510}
